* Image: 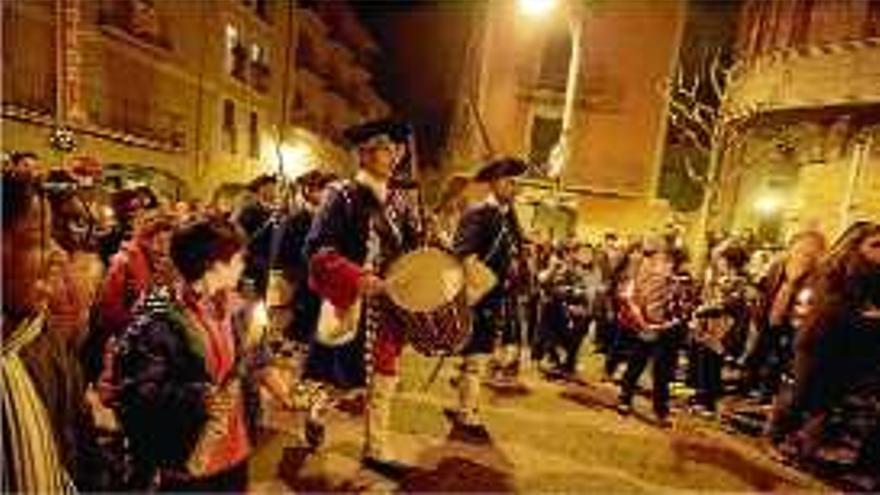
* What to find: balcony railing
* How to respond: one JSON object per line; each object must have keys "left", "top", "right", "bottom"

{"left": 1, "top": 63, "right": 57, "bottom": 115}
{"left": 231, "top": 44, "right": 248, "bottom": 82}
{"left": 251, "top": 61, "right": 270, "bottom": 93}
{"left": 86, "top": 83, "right": 186, "bottom": 149}
{"left": 97, "top": 1, "right": 172, "bottom": 52}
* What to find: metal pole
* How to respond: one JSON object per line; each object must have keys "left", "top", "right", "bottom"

{"left": 557, "top": 4, "right": 583, "bottom": 180}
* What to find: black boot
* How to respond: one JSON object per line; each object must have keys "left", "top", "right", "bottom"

{"left": 361, "top": 456, "right": 412, "bottom": 480}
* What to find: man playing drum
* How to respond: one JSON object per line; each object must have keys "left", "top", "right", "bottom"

{"left": 448, "top": 157, "right": 527, "bottom": 441}
{"left": 303, "top": 119, "right": 421, "bottom": 479}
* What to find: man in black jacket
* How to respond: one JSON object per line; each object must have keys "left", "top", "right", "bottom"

{"left": 448, "top": 157, "right": 526, "bottom": 441}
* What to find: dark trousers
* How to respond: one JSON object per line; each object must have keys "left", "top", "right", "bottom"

{"left": 605, "top": 325, "right": 637, "bottom": 378}
{"left": 160, "top": 462, "right": 248, "bottom": 492}
{"left": 744, "top": 324, "right": 793, "bottom": 397}
{"left": 534, "top": 300, "right": 565, "bottom": 366}
{"left": 619, "top": 331, "right": 678, "bottom": 417}
{"left": 594, "top": 315, "right": 615, "bottom": 353}
{"left": 694, "top": 343, "right": 723, "bottom": 411}
{"left": 561, "top": 316, "right": 591, "bottom": 373}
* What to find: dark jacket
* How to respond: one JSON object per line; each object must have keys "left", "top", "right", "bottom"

{"left": 301, "top": 180, "right": 419, "bottom": 388}
{"left": 453, "top": 201, "right": 523, "bottom": 306}
{"left": 114, "top": 290, "right": 262, "bottom": 481}
{"left": 273, "top": 207, "right": 321, "bottom": 343}
{"left": 236, "top": 200, "right": 273, "bottom": 294}
{"left": 453, "top": 200, "right": 524, "bottom": 354}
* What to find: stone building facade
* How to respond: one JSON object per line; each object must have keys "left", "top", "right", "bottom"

{"left": 2, "top": 0, "right": 389, "bottom": 198}
{"left": 717, "top": 0, "right": 880, "bottom": 243}
{"left": 443, "top": 0, "right": 686, "bottom": 241}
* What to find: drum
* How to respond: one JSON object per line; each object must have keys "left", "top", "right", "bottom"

{"left": 384, "top": 247, "right": 473, "bottom": 356}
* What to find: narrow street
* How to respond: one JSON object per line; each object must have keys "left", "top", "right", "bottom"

{"left": 249, "top": 349, "right": 828, "bottom": 493}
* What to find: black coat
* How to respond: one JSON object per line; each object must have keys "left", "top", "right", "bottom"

{"left": 301, "top": 181, "right": 419, "bottom": 388}
{"left": 114, "top": 291, "right": 263, "bottom": 482}
{"left": 453, "top": 201, "right": 524, "bottom": 354}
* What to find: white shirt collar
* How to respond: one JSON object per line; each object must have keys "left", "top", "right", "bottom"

{"left": 484, "top": 193, "right": 508, "bottom": 212}
{"left": 355, "top": 170, "right": 388, "bottom": 203}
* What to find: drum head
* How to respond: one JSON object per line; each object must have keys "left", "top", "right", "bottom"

{"left": 385, "top": 247, "right": 464, "bottom": 312}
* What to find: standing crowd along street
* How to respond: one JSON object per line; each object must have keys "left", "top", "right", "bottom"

{"left": 2, "top": 119, "right": 880, "bottom": 491}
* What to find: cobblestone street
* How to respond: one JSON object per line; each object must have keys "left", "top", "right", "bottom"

{"left": 249, "top": 349, "right": 829, "bottom": 493}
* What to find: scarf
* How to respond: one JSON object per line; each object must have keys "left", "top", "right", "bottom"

{"left": 1, "top": 314, "right": 73, "bottom": 493}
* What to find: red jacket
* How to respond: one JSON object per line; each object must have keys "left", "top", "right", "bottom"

{"left": 98, "top": 240, "right": 154, "bottom": 334}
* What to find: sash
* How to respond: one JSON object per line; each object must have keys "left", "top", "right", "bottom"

{"left": 1, "top": 315, "right": 74, "bottom": 493}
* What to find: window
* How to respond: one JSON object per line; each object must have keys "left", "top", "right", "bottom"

{"left": 529, "top": 115, "right": 562, "bottom": 169}
{"left": 226, "top": 24, "right": 246, "bottom": 80}
{"left": 222, "top": 99, "right": 237, "bottom": 154}
{"left": 539, "top": 27, "right": 572, "bottom": 90}
{"left": 867, "top": 0, "right": 880, "bottom": 37}
{"left": 250, "top": 43, "right": 270, "bottom": 92}
{"left": 251, "top": 43, "right": 266, "bottom": 64}
{"left": 790, "top": 0, "right": 815, "bottom": 47}
{"left": 251, "top": 43, "right": 261, "bottom": 63}
{"left": 255, "top": 0, "right": 269, "bottom": 21}
{"left": 249, "top": 112, "right": 259, "bottom": 159}
{"left": 226, "top": 24, "right": 239, "bottom": 73}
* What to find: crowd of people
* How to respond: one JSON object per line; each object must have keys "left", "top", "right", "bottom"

{"left": 2, "top": 119, "right": 879, "bottom": 492}
{"left": 504, "top": 221, "right": 880, "bottom": 487}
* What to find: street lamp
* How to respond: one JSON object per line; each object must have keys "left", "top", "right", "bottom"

{"left": 754, "top": 192, "right": 782, "bottom": 217}
{"left": 278, "top": 142, "right": 313, "bottom": 179}
{"left": 518, "top": 0, "right": 558, "bottom": 17}
{"left": 517, "top": 0, "right": 583, "bottom": 183}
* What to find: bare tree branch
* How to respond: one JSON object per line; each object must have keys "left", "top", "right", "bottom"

{"left": 709, "top": 48, "right": 727, "bottom": 100}
{"left": 681, "top": 155, "right": 708, "bottom": 185}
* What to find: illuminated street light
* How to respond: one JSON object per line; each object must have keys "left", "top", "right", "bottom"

{"left": 518, "top": 0, "right": 558, "bottom": 17}
{"left": 754, "top": 193, "right": 782, "bottom": 216}
{"left": 517, "top": 0, "right": 583, "bottom": 182}
{"left": 278, "top": 142, "right": 313, "bottom": 179}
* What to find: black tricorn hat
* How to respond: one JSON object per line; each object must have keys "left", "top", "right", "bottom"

{"left": 343, "top": 119, "right": 411, "bottom": 146}
{"left": 474, "top": 157, "right": 527, "bottom": 183}
{"left": 296, "top": 169, "right": 337, "bottom": 188}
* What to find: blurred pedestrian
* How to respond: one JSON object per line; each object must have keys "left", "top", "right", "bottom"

{"left": 114, "top": 218, "right": 259, "bottom": 491}
{"left": 691, "top": 241, "right": 751, "bottom": 415}
{"left": 2, "top": 170, "right": 85, "bottom": 492}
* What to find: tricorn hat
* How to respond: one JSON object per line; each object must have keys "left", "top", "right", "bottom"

{"left": 296, "top": 169, "right": 337, "bottom": 189}
{"left": 343, "top": 119, "right": 411, "bottom": 147}
{"left": 474, "top": 157, "right": 527, "bottom": 183}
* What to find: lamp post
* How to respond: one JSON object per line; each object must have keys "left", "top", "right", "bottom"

{"left": 518, "top": 0, "right": 584, "bottom": 185}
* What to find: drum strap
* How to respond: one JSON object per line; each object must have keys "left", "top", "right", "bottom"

{"left": 421, "top": 356, "right": 447, "bottom": 392}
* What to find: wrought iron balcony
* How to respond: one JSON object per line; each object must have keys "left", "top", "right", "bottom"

{"left": 1, "top": 63, "right": 56, "bottom": 115}
{"left": 97, "top": 0, "right": 172, "bottom": 52}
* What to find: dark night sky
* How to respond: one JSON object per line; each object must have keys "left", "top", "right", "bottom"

{"left": 350, "top": 0, "right": 481, "bottom": 168}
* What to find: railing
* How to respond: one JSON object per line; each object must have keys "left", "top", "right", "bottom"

{"left": 251, "top": 61, "right": 270, "bottom": 93}
{"left": 1, "top": 63, "right": 56, "bottom": 115}
{"left": 724, "top": 37, "right": 880, "bottom": 119}
{"left": 86, "top": 83, "right": 186, "bottom": 149}
{"left": 97, "top": 2, "right": 172, "bottom": 52}
{"left": 231, "top": 44, "right": 248, "bottom": 82}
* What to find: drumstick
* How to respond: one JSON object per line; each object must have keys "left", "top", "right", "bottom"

{"left": 421, "top": 356, "right": 447, "bottom": 392}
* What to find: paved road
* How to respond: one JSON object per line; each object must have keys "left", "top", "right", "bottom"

{"left": 249, "top": 349, "right": 829, "bottom": 493}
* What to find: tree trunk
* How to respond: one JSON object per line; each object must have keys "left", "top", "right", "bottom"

{"left": 693, "top": 141, "right": 722, "bottom": 272}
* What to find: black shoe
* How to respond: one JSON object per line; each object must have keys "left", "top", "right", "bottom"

{"left": 654, "top": 414, "right": 672, "bottom": 429}
{"left": 361, "top": 456, "right": 412, "bottom": 480}
{"left": 442, "top": 407, "right": 462, "bottom": 424}
{"left": 616, "top": 402, "right": 633, "bottom": 416}
{"left": 450, "top": 422, "right": 491, "bottom": 444}
{"left": 305, "top": 419, "right": 325, "bottom": 451}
